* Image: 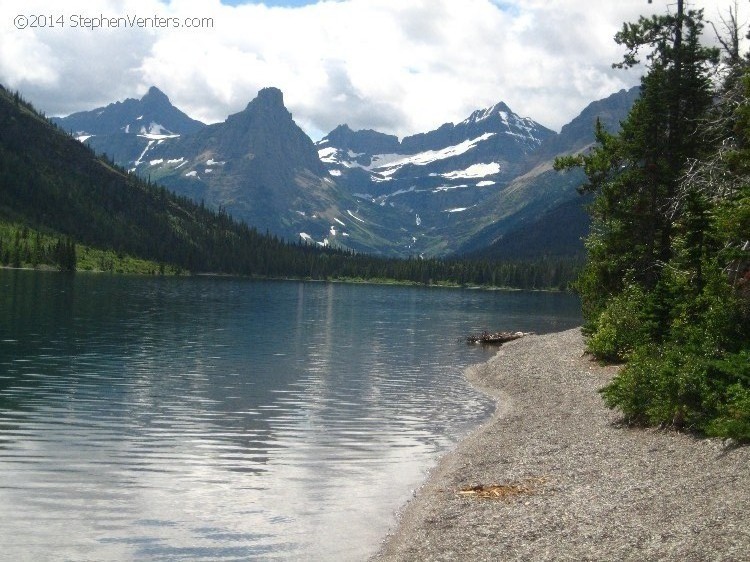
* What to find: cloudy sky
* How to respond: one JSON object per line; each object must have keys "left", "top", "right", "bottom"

{"left": 0, "top": 0, "right": 740, "bottom": 139}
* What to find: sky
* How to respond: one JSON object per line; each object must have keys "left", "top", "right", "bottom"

{"left": 0, "top": 0, "right": 742, "bottom": 140}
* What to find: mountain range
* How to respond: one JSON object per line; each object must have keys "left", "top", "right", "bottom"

{"left": 52, "top": 85, "right": 639, "bottom": 258}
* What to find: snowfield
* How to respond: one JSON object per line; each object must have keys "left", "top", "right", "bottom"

{"left": 438, "top": 162, "right": 500, "bottom": 179}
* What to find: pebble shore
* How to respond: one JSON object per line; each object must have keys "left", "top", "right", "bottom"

{"left": 373, "top": 328, "right": 750, "bottom": 561}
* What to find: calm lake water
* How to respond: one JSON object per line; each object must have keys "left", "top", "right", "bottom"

{"left": 0, "top": 270, "right": 581, "bottom": 561}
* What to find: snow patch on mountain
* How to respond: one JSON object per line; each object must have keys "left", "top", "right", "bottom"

{"left": 134, "top": 140, "right": 157, "bottom": 166}
{"left": 141, "top": 122, "right": 171, "bottom": 135}
{"left": 371, "top": 174, "right": 392, "bottom": 183}
{"left": 138, "top": 132, "right": 179, "bottom": 141}
{"left": 433, "top": 184, "right": 469, "bottom": 193}
{"left": 376, "top": 186, "right": 420, "bottom": 201}
{"left": 318, "top": 147, "right": 338, "bottom": 163}
{"left": 317, "top": 133, "right": 497, "bottom": 181}
{"left": 347, "top": 210, "right": 366, "bottom": 223}
{"left": 372, "top": 133, "right": 496, "bottom": 176}
{"left": 437, "top": 162, "right": 501, "bottom": 179}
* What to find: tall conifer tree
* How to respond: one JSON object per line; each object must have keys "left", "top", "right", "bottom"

{"left": 556, "top": 3, "right": 719, "bottom": 332}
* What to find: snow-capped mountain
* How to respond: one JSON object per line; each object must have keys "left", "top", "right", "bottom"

{"left": 52, "top": 86, "right": 413, "bottom": 254}
{"left": 52, "top": 87, "right": 205, "bottom": 173}
{"left": 55, "top": 86, "right": 638, "bottom": 258}
{"left": 317, "top": 101, "right": 552, "bottom": 190}
{"left": 314, "top": 101, "right": 556, "bottom": 254}
{"left": 52, "top": 86, "right": 204, "bottom": 139}
{"left": 456, "top": 87, "right": 641, "bottom": 258}
{"left": 137, "top": 87, "right": 367, "bottom": 246}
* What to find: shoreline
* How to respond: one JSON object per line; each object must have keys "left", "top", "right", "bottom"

{"left": 0, "top": 266, "right": 572, "bottom": 293}
{"left": 372, "top": 328, "right": 750, "bottom": 561}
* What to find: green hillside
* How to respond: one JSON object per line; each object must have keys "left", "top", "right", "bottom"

{"left": 0, "top": 85, "right": 296, "bottom": 275}
{"left": 0, "top": 85, "right": 581, "bottom": 289}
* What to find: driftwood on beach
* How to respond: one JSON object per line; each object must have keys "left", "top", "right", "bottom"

{"left": 466, "top": 331, "right": 533, "bottom": 344}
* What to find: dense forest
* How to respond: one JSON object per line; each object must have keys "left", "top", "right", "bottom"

{"left": 556, "top": 2, "right": 750, "bottom": 440}
{"left": 0, "top": 84, "right": 579, "bottom": 290}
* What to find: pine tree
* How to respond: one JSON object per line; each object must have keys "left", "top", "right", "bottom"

{"left": 556, "top": 3, "right": 719, "bottom": 332}
{"left": 556, "top": 2, "right": 750, "bottom": 439}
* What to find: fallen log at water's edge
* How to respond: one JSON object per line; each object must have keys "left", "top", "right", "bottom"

{"left": 466, "top": 331, "right": 534, "bottom": 345}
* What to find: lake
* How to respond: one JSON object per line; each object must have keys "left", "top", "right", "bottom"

{"left": 0, "top": 270, "right": 581, "bottom": 560}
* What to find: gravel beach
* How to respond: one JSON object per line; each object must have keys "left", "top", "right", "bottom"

{"left": 373, "top": 328, "right": 750, "bottom": 561}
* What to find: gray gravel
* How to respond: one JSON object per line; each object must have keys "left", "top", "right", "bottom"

{"left": 373, "top": 328, "right": 750, "bottom": 561}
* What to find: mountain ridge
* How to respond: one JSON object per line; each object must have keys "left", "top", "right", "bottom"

{"left": 52, "top": 86, "right": 205, "bottom": 137}
{"left": 48, "top": 84, "right": 639, "bottom": 258}
{"left": 2, "top": 84, "right": 583, "bottom": 289}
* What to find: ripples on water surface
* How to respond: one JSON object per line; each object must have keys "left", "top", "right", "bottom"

{"left": 0, "top": 271, "right": 581, "bottom": 560}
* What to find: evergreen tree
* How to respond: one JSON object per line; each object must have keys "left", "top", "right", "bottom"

{"left": 556, "top": 3, "right": 750, "bottom": 439}
{"left": 556, "top": 3, "right": 719, "bottom": 333}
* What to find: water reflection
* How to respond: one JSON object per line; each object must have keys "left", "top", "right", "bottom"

{"left": 0, "top": 270, "right": 581, "bottom": 560}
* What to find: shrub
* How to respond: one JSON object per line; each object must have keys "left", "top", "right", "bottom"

{"left": 601, "top": 346, "right": 750, "bottom": 440}
{"left": 707, "top": 383, "right": 750, "bottom": 441}
{"left": 587, "top": 283, "right": 650, "bottom": 362}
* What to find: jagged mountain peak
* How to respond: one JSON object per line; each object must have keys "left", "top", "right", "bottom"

{"left": 51, "top": 82, "right": 638, "bottom": 259}
{"left": 462, "top": 101, "right": 513, "bottom": 125}
{"left": 52, "top": 86, "right": 205, "bottom": 137}
{"left": 132, "top": 84, "right": 346, "bottom": 247}
{"left": 525, "top": 85, "right": 640, "bottom": 167}
{"left": 147, "top": 84, "right": 327, "bottom": 182}
{"left": 317, "top": 98, "right": 555, "bottom": 185}
{"left": 398, "top": 100, "right": 553, "bottom": 155}
{"left": 243, "top": 86, "right": 287, "bottom": 113}
{"left": 322, "top": 123, "right": 354, "bottom": 142}
{"left": 224, "top": 87, "right": 294, "bottom": 129}
{"left": 142, "top": 86, "right": 171, "bottom": 104}
{"left": 331, "top": 123, "right": 353, "bottom": 133}
{"left": 317, "top": 123, "right": 400, "bottom": 155}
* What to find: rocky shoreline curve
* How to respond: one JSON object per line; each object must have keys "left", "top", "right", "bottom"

{"left": 373, "top": 328, "right": 749, "bottom": 561}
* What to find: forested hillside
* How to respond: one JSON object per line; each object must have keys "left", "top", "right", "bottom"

{"left": 0, "top": 85, "right": 578, "bottom": 289}
{"left": 556, "top": 3, "right": 750, "bottom": 439}
{"left": 0, "top": 84, "right": 309, "bottom": 275}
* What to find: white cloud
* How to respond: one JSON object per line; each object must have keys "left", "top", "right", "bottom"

{"left": 0, "top": 0, "right": 740, "bottom": 138}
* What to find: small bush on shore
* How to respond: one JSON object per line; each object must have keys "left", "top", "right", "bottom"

{"left": 601, "top": 346, "right": 750, "bottom": 440}
{"left": 708, "top": 380, "right": 750, "bottom": 441}
{"left": 587, "top": 283, "right": 650, "bottom": 362}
